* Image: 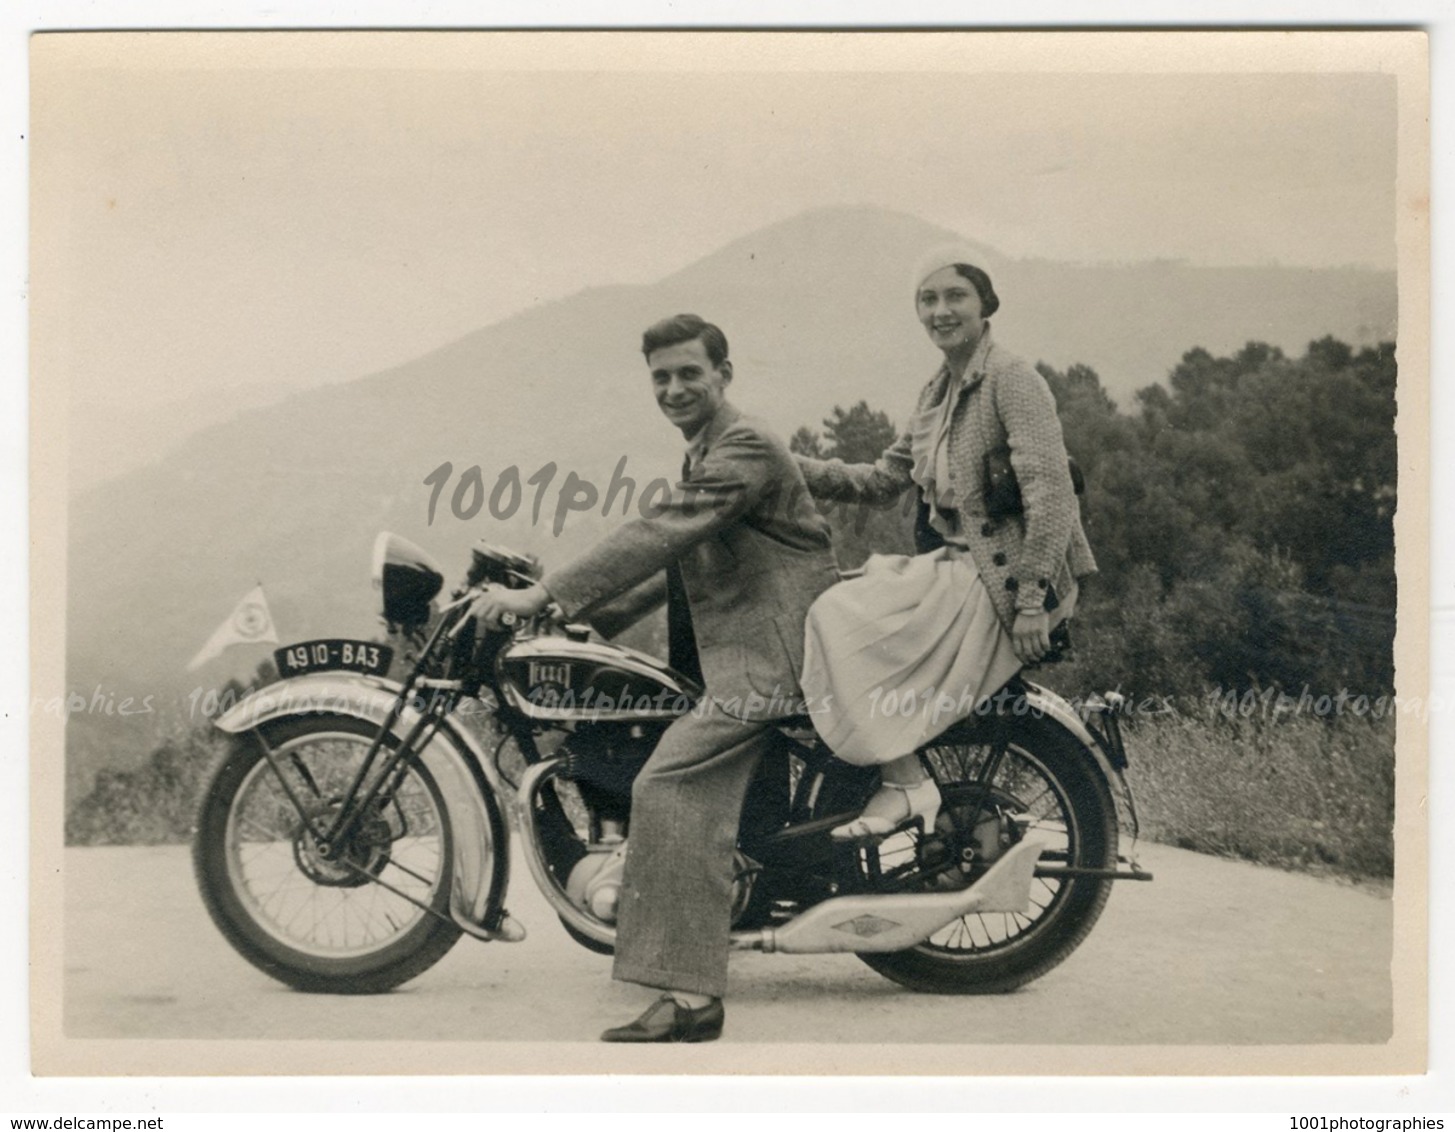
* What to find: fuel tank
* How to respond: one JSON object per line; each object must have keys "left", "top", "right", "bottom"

{"left": 496, "top": 635, "right": 700, "bottom": 723}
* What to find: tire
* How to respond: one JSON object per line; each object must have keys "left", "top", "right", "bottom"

{"left": 193, "top": 713, "right": 465, "bottom": 994}
{"left": 558, "top": 916, "right": 615, "bottom": 956}
{"left": 846, "top": 716, "right": 1117, "bottom": 995}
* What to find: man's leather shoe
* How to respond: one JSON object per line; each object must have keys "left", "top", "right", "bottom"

{"left": 601, "top": 994, "right": 724, "bottom": 1043}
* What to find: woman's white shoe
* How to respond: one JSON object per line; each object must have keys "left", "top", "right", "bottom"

{"left": 830, "top": 778, "right": 942, "bottom": 841}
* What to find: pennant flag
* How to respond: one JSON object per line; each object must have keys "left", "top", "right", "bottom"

{"left": 186, "top": 585, "right": 279, "bottom": 672}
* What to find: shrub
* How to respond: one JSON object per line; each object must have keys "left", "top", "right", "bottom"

{"left": 65, "top": 721, "right": 228, "bottom": 846}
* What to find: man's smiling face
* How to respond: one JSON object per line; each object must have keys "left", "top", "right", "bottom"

{"left": 648, "top": 337, "right": 733, "bottom": 438}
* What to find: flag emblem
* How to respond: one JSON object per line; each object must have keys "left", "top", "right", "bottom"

{"left": 187, "top": 585, "right": 279, "bottom": 671}
{"left": 232, "top": 600, "right": 271, "bottom": 640}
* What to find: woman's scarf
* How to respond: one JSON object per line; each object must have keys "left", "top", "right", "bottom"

{"left": 908, "top": 365, "right": 962, "bottom": 518}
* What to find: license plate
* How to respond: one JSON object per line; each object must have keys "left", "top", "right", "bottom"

{"left": 274, "top": 639, "right": 394, "bottom": 678}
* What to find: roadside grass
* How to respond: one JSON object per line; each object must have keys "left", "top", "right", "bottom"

{"left": 1122, "top": 705, "right": 1395, "bottom": 880}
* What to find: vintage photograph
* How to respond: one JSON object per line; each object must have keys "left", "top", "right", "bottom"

{"left": 28, "top": 30, "right": 1428, "bottom": 1076}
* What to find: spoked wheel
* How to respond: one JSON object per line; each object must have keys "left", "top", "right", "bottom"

{"left": 193, "top": 713, "right": 463, "bottom": 993}
{"left": 854, "top": 716, "right": 1118, "bottom": 994}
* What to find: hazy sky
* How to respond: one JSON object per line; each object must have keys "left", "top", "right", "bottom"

{"left": 33, "top": 34, "right": 1399, "bottom": 489}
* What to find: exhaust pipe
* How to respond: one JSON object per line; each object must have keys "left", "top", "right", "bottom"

{"left": 756, "top": 835, "right": 1046, "bottom": 954}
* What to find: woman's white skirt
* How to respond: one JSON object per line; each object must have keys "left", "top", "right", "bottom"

{"left": 799, "top": 546, "right": 1024, "bottom": 766}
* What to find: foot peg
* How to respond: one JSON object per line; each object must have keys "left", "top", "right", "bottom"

{"left": 832, "top": 812, "right": 933, "bottom": 849}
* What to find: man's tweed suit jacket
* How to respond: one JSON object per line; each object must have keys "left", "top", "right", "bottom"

{"left": 544, "top": 401, "right": 839, "bottom": 718}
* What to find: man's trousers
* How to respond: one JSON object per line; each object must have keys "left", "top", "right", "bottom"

{"left": 610, "top": 699, "right": 779, "bottom": 999}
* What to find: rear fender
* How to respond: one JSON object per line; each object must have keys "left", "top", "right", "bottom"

{"left": 1018, "top": 681, "right": 1115, "bottom": 780}
{"left": 1020, "top": 680, "right": 1139, "bottom": 839}
{"left": 213, "top": 673, "right": 511, "bottom": 934}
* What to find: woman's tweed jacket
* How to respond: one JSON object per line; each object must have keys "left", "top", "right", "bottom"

{"left": 798, "top": 327, "right": 1096, "bottom": 633}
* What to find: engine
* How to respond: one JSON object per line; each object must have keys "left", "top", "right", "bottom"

{"left": 564, "top": 840, "right": 630, "bottom": 921}
{"left": 556, "top": 721, "right": 659, "bottom": 825}
{"left": 564, "top": 837, "right": 757, "bottom": 927}
{"left": 553, "top": 721, "right": 756, "bottom": 926}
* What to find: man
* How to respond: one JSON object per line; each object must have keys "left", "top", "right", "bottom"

{"left": 470, "top": 314, "right": 839, "bottom": 1042}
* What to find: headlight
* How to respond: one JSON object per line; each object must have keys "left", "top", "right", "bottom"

{"left": 371, "top": 532, "right": 445, "bottom": 628}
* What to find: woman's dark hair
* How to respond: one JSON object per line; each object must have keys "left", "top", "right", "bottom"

{"left": 950, "top": 263, "right": 1000, "bottom": 318}
{"left": 641, "top": 314, "right": 730, "bottom": 367}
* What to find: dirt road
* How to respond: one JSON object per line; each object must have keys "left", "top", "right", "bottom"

{"left": 61, "top": 841, "right": 1391, "bottom": 1047}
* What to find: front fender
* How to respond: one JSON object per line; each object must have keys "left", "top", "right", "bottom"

{"left": 213, "top": 673, "right": 511, "bottom": 935}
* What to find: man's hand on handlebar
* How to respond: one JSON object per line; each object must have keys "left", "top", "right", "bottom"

{"left": 464, "top": 581, "right": 552, "bottom": 631}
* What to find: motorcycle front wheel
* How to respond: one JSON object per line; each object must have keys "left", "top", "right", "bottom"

{"left": 842, "top": 716, "right": 1118, "bottom": 995}
{"left": 193, "top": 713, "right": 463, "bottom": 994}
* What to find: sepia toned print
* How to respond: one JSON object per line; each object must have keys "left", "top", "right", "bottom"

{"left": 29, "top": 29, "right": 1428, "bottom": 1075}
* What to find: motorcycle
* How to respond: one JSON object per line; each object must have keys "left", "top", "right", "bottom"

{"left": 192, "top": 532, "right": 1151, "bottom": 997}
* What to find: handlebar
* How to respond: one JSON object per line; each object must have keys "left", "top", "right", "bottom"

{"left": 446, "top": 587, "right": 564, "bottom": 640}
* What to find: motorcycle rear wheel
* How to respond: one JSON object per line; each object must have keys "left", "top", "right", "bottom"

{"left": 847, "top": 716, "right": 1118, "bottom": 995}
{"left": 193, "top": 713, "right": 463, "bottom": 994}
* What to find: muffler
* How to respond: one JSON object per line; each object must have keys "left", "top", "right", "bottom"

{"left": 754, "top": 835, "right": 1045, "bottom": 954}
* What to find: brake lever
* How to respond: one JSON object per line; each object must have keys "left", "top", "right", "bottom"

{"left": 444, "top": 589, "right": 481, "bottom": 640}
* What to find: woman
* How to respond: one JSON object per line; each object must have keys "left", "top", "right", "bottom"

{"left": 797, "top": 246, "right": 1097, "bottom": 839}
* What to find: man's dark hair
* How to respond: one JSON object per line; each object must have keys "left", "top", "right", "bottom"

{"left": 642, "top": 314, "right": 730, "bottom": 368}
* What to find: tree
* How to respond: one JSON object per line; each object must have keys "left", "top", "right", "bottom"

{"left": 791, "top": 401, "right": 912, "bottom": 568}
{"left": 821, "top": 401, "right": 898, "bottom": 463}
{"left": 789, "top": 426, "right": 825, "bottom": 458}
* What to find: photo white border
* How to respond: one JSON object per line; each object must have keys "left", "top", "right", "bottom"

{"left": 7, "top": 1, "right": 1451, "bottom": 1115}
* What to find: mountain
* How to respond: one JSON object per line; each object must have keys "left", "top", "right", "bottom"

{"left": 63, "top": 205, "right": 1397, "bottom": 794}
{"left": 69, "top": 377, "right": 304, "bottom": 495}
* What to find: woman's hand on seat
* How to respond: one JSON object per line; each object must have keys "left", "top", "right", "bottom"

{"left": 1011, "top": 610, "right": 1051, "bottom": 665}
